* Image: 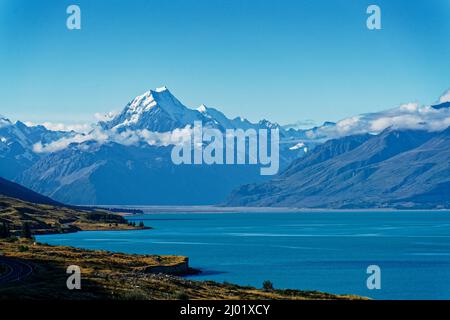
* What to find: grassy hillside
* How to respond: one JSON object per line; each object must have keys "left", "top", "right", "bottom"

{"left": 0, "top": 195, "right": 143, "bottom": 235}
{"left": 0, "top": 239, "right": 365, "bottom": 300}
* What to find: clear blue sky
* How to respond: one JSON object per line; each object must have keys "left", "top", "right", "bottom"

{"left": 0, "top": 0, "right": 449, "bottom": 126}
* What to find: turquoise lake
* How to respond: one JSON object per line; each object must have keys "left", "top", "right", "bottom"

{"left": 36, "top": 211, "right": 450, "bottom": 300}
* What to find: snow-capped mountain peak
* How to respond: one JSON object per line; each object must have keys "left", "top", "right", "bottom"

{"left": 96, "top": 86, "right": 306, "bottom": 137}
{"left": 258, "top": 119, "right": 280, "bottom": 129}
{"left": 155, "top": 86, "right": 168, "bottom": 93}
{"left": 197, "top": 104, "right": 208, "bottom": 113}
{"left": 100, "top": 86, "right": 204, "bottom": 132}
{"left": 100, "top": 87, "right": 293, "bottom": 134}
{"left": 126, "top": 86, "right": 181, "bottom": 114}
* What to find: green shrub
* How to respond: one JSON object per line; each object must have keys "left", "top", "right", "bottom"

{"left": 262, "top": 280, "right": 274, "bottom": 291}
{"left": 0, "top": 222, "right": 11, "bottom": 238}
{"left": 175, "top": 291, "right": 189, "bottom": 300}
{"left": 21, "top": 222, "right": 32, "bottom": 239}
{"left": 18, "top": 245, "right": 29, "bottom": 252}
{"left": 122, "top": 288, "right": 149, "bottom": 300}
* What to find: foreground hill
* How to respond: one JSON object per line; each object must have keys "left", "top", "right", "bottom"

{"left": 227, "top": 127, "right": 450, "bottom": 209}
{"left": 0, "top": 176, "right": 61, "bottom": 206}
{"left": 0, "top": 239, "right": 363, "bottom": 300}
{"left": 0, "top": 194, "right": 140, "bottom": 235}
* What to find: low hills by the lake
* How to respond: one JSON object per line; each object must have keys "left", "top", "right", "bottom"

{"left": 0, "top": 177, "right": 141, "bottom": 235}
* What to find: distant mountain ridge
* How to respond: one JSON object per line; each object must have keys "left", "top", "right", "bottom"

{"left": 227, "top": 127, "right": 450, "bottom": 209}
{"left": 0, "top": 118, "right": 71, "bottom": 180}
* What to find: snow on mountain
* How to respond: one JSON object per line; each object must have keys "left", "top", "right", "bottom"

{"left": 289, "top": 142, "right": 308, "bottom": 152}
{"left": 8, "top": 87, "right": 450, "bottom": 158}
{"left": 28, "top": 87, "right": 313, "bottom": 155}
{"left": 197, "top": 104, "right": 236, "bottom": 129}
{"left": 99, "top": 87, "right": 305, "bottom": 137}
{"left": 197, "top": 103, "right": 269, "bottom": 131}
{"left": 3, "top": 86, "right": 450, "bottom": 207}
{"left": 0, "top": 117, "right": 73, "bottom": 180}
{"left": 100, "top": 87, "right": 209, "bottom": 132}
{"left": 7, "top": 87, "right": 312, "bottom": 205}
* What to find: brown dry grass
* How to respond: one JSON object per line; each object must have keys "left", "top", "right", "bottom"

{"left": 0, "top": 239, "right": 365, "bottom": 300}
{"left": 0, "top": 195, "right": 144, "bottom": 235}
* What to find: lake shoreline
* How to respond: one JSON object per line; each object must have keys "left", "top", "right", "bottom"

{"left": 0, "top": 236, "right": 364, "bottom": 300}
{"left": 94, "top": 205, "right": 450, "bottom": 215}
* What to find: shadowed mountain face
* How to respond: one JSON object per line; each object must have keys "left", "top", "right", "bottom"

{"left": 0, "top": 119, "right": 71, "bottom": 181}
{"left": 431, "top": 101, "right": 450, "bottom": 110}
{"left": 227, "top": 128, "right": 450, "bottom": 209}
{"left": 0, "top": 176, "right": 60, "bottom": 206}
{"left": 17, "top": 143, "right": 268, "bottom": 205}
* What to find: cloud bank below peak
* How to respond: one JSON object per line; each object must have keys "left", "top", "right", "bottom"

{"left": 32, "top": 126, "right": 194, "bottom": 153}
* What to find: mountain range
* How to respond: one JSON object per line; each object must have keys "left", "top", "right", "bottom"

{"left": 1, "top": 87, "right": 450, "bottom": 208}
{"left": 1, "top": 87, "right": 308, "bottom": 205}
{"left": 227, "top": 101, "right": 450, "bottom": 209}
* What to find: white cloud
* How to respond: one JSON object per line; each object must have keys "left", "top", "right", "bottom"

{"left": 336, "top": 116, "right": 361, "bottom": 134}
{"left": 305, "top": 98, "right": 450, "bottom": 140}
{"left": 24, "top": 121, "right": 93, "bottom": 133}
{"left": 24, "top": 110, "right": 120, "bottom": 134}
{"left": 399, "top": 102, "right": 419, "bottom": 112}
{"left": 94, "top": 111, "right": 119, "bottom": 122}
{"left": 30, "top": 90, "right": 450, "bottom": 153}
{"left": 439, "top": 89, "right": 450, "bottom": 103}
{"left": 33, "top": 126, "right": 194, "bottom": 153}
{"left": 33, "top": 128, "right": 109, "bottom": 153}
